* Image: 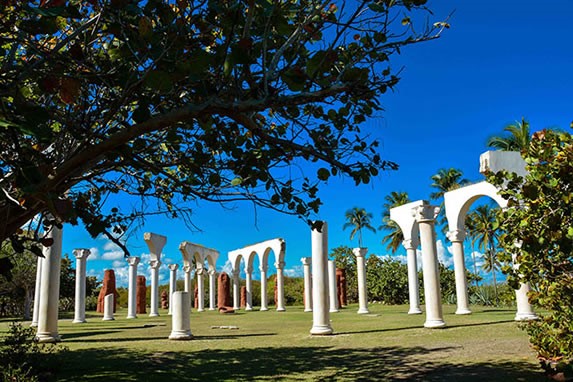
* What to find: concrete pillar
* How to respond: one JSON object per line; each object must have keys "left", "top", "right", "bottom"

{"left": 413, "top": 203, "right": 446, "bottom": 328}
{"left": 275, "top": 261, "right": 286, "bottom": 312}
{"left": 232, "top": 270, "right": 240, "bottom": 310}
{"left": 245, "top": 266, "right": 253, "bottom": 311}
{"left": 126, "top": 256, "right": 140, "bottom": 319}
{"left": 196, "top": 268, "right": 205, "bottom": 312}
{"left": 354, "top": 248, "right": 369, "bottom": 314}
{"left": 31, "top": 255, "right": 43, "bottom": 327}
{"left": 35, "top": 225, "right": 63, "bottom": 343}
{"left": 183, "top": 265, "right": 192, "bottom": 308}
{"left": 328, "top": 260, "right": 338, "bottom": 313}
{"left": 72, "top": 248, "right": 91, "bottom": 323}
{"left": 169, "top": 291, "right": 193, "bottom": 340}
{"left": 208, "top": 269, "right": 216, "bottom": 310}
{"left": 144, "top": 232, "right": 166, "bottom": 317}
{"left": 403, "top": 239, "right": 422, "bottom": 314}
{"left": 168, "top": 264, "right": 179, "bottom": 315}
{"left": 512, "top": 253, "right": 538, "bottom": 320}
{"left": 447, "top": 230, "right": 471, "bottom": 315}
{"left": 260, "top": 264, "right": 268, "bottom": 311}
{"left": 310, "top": 221, "right": 333, "bottom": 335}
{"left": 301, "top": 257, "right": 312, "bottom": 312}
{"left": 103, "top": 294, "right": 114, "bottom": 321}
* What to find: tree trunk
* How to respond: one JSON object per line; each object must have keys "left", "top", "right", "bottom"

{"left": 23, "top": 287, "right": 34, "bottom": 321}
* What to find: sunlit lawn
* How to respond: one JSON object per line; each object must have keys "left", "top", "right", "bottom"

{"left": 1, "top": 304, "right": 544, "bottom": 381}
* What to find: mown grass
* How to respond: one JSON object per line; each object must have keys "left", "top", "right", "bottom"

{"left": 1, "top": 304, "right": 544, "bottom": 381}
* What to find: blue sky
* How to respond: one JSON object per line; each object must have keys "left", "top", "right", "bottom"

{"left": 61, "top": 0, "right": 573, "bottom": 287}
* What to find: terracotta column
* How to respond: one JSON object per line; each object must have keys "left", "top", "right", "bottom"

{"left": 31, "top": 255, "right": 43, "bottom": 327}
{"left": 232, "top": 269, "right": 240, "bottom": 310}
{"left": 414, "top": 203, "right": 446, "bottom": 328}
{"left": 126, "top": 256, "right": 140, "bottom": 319}
{"left": 208, "top": 269, "right": 216, "bottom": 310}
{"left": 301, "top": 257, "right": 312, "bottom": 312}
{"left": 354, "top": 248, "right": 370, "bottom": 314}
{"left": 144, "top": 232, "right": 166, "bottom": 317}
{"left": 196, "top": 268, "right": 205, "bottom": 312}
{"left": 36, "top": 226, "right": 63, "bottom": 343}
{"left": 328, "top": 260, "right": 338, "bottom": 313}
{"left": 72, "top": 248, "right": 91, "bottom": 323}
{"left": 245, "top": 266, "right": 253, "bottom": 311}
{"left": 403, "top": 239, "right": 422, "bottom": 314}
{"left": 260, "top": 264, "right": 268, "bottom": 311}
{"left": 275, "top": 261, "right": 286, "bottom": 312}
{"left": 168, "top": 264, "right": 179, "bottom": 315}
{"left": 169, "top": 291, "right": 193, "bottom": 340}
{"left": 310, "top": 221, "right": 333, "bottom": 335}
{"left": 447, "top": 229, "right": 471, "bottom": 315}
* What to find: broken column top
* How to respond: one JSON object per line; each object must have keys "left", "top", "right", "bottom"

{"left": 479, "top": 150, "right": 526, "bottom": 177}
{"left": 144, "top": 232, "right": 167, "bottom": 261}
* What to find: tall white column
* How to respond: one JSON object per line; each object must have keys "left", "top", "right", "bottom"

{"left": 31, "top": 255, "right": 43, "bottom": 327}
{"left": 72, "top": 248, "right": 91, "bottom": 323}
{"left": 169, "top": 291, "right": 193, "bottom": 340}
{"left": 232, "top": 269, "right": 240, "bottom": 310}
{"left": 260, "top": 264, "right": 268, "bottom": 311}
{"left": 36, "top": 225, "right": 63, "bottom": 343}
{"left": 512, "top": 252, "right": 538, "bottom": 320}
{"left": 208, "top": 269, "right": 216, "bottom": 310}
{"left": 447, "top": 230, "right": 471, "bottom": 315}
{"left": 275, "top": 261, "right": 286, "bottom": 312}
{"left": 310, "top": 221, "right": 333, "bottom": 335}
{"left": 328, "top": 260, "right": 338, "bottom": 313}
{"left": 183, "top": 265, "right": 192, "bottom": 308}
{"left": 126, "top": 256, "right": 140, "bottom": 319}
{"left": 414, "top": 204, "right": 446, "bottom": 328}
{"left": 301, "top": 257, "right": 312, "bottom": 312}
{"left": 144, "top": 232, "right": 166, "bottom": 317}
{"left": 196, "top": 268, "right": 205, "bottom": 312}
{"left": 403, "top": 239, "right": 422, "bottom": 314}
{"left": 168, "top": 264, "right": 179, "bottom": 315}
{"left": 354, "top": 248, "right": 370, "bottom": 314}
{"left": 245, "top": 266, "right": 253, "bottom": 311}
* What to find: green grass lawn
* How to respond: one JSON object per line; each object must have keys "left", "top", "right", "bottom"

{"left": 1, "top": 304, "right": 544, "bottom": 381}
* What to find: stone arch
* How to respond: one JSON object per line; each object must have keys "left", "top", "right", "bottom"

{"left": 178, "top": 241, "right": 220, "bottom": 312}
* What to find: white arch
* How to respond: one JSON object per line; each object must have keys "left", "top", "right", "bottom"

{"left": 178, "top": 241, "right": 220, "bottom": 312}
{"left": 228, "top": 238, "right": 286, "bottom": 270}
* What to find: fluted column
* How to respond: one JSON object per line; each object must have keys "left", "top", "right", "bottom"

{"left": 414, "top": 203, "right": 446, "bottom": 328}
{"left": 260, "top": 264, "right": 268, "bottom": 311}
{"left": 245, "top": 266, "right": 253, "bottom": 311}
{"left": 144, "top": 232, "right": 166, "bottom": 317}
{"left": 447, "top": 229, "right": 471, "bottom": 315}
{"left": 126, "top": 256, "right": 140, "bottom": 319}
{"left": 168, "top": 264, "right": 179, "bottom": 315}
{"left": 72, "top": 248, "right": 91, "bottom": 323}
{"left": 328, "top": 260, "right": 339, "bottom": 313}
{"left": 31, "top": 255, "right": 43, "bottom": 327}
{"left": 232, "top": 269, "right": 240, "bottom": 310}
{"left": 310, "top": 221, "right": 333, "bottom": 335}
{"left": 35, "top": 225, "right": 63, "bottom": 343}
{"left": 275, "top": 261, "right": 286, "bottom": 312}
{"left": 354, "top": 248, "right": 369, "bottom": 314}
{"left": 301, "top": 257, "right": 312, "bottom": 312}
{"left": 208, "top": 269, "right": 216, "bottom": 310}
{"left": 196, "top": 268, "right": 205, "bottom": 312}
{"left": 403, "top": 239, "right": 422, "bottom": 314}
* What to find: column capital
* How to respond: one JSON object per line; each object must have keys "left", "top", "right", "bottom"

{"left": 150, "top": 260, "right": 161, "bottom": 269}
{"left": 143, "top": 232, "right": 166, "bottom": 262}
{"left": 446, "top": 229, "right": 466, "bottom": 242}
{"left": 73, "top": 248, "right": 91, "bottom": 260}
{"left": 301, "top": 257, "right": 311, "bottom": 266}
{"left": 274, "top": 261, "right": 286, "bottom": 269}
{"left": 353, "top": 247, "right": 368, "bottom": 258}
{"left": 196, "top": 268, "right": 205, "bottom": 275}
{"left": 402, "top": 239, "right": 419, "bottom": 251}
{"left": 183, "top": 265, "right": 192, "bottom": 273}
{"left": 412, "top": 204, "right": 440, "bottom": 223}
{"left": 244, "top": 266, "right": 253, "bottom": 274}
{"left": 259, "top": 264, "right": 268, "bottom": 273}
{"left": 127, "top": 256, "right": 140, "bottom": 266}
{"left": 208, "top": 269, "right": 216, "bottom": 276}
{"left": 168, "top": 263, "right": 179, "bottom": 271}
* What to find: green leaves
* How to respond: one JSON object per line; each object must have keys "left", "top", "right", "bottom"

{"left": 144, "top": 70, "right": 173, "bottom": 93}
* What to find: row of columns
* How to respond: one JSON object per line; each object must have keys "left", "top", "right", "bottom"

{"left": 230, "top": 262, "right": 286, "bottom": 312}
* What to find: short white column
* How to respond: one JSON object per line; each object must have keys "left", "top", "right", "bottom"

{"left": 35, "top": 225, "right": 63, "bottom": 343}
{"left": 275, "top": 261, "right": 286, "bottom": 312}
{"left": 31, "top": 255, "right": 43, "bottom": 327}
{"left": 144, "top": 232, "right": 166, "bottom": 317}
{"left": 447, "top": 230, "right": 471, "bottom": 315}
{"left": 72, "top": 248, "right": 91, "bottom": 323}
{"left": 301, "top": 257, "right": 312, "bottom": 312}
{"left": 103, "top": 294, "right": 115, "bottom": 321}
{"left": 168, "top": 264, "right": 179, "bottom": 315}
{"left": 196, "top": 268, "right": 205, "bottom": 312}
{"left": 354, "top": 248, "right": 370, "bottom": 314}
{"left": 310, "top": 221, "right": 333, "bottom": 335}
{"left": 126, "top": 256, "right": 140, "bottom": 319}
{"left": 169, "top": 291, "right": 193, "bottom": 340}
{"left": 414, "top": 204, "right": 446, "bottom": 328}
{"left": 232, "top": 270, "right": 240, "bottom": 310}
{"left": 403, "top": 239, "right": 422, "bottom": 314}
{"left": 260, "top": 265, "right": 268, "bottom": 311}
{"left": 245, "top": 267, "right": 253, "bottom": 311}
{"left": 328, "top": 260, "right": 339, "bottom": 313}
{"left": 208, "top": 269, "right": 216, "bottom": 310}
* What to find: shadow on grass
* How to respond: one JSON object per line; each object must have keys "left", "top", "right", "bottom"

{"left": 55, "top": 345, "right": 543, "bottom": 382}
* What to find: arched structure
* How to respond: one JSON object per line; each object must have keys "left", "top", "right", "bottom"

{"left": 228, "top": 238, "right": 286, "bottom": 312}
{"left": 179, "top": 242, "right": 220, "bottom": 312}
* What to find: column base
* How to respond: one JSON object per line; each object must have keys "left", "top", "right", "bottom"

{"left": 304, "top": 309, "right": 313, "bottom": 312}
{"left": 424, "top": 319, "right": 446, "bottom": 328}
{"left": 35, "top": 333, "right": 61, "bottom": 343}
{"left": 149, "top": 313, "right": 159, "bottom": 317}
{"left": 408, "top": 308, "right": 423, "bottom": 315}
{"left": 260, "top": 307, "right": 268, "bottom": 311}
{"left": 126, "top": 314, "right": 137, "bottom": 319}
{"left": 276, "top": 308, "right": 286, "bottom": 312}
{"left": 515, "top": 312, "right": 538, "bottom": 321}
{"left": 245, "top": 307, "right": 253, "bottom": 311}
{"left": 329, "top": 309, "right": 339, "bottom": 313}
{"left": 169, "top": 331, "right": 193, "bottom": 340}
{"left": 357, "top": 308, "right": 370, "bottom": 314}
{"left": 232, "top": 306, "right": 239, "bottom": 311}
{"left": 209, "top": 308, "right": 215, "bottom": 311}
{"left": 72, "top": 319, "right": 87, "bottom": 323}
{"left": 310, "top": 325, "right": 333, "bottom": 335}
{"left": 30, "top": 322, "right": 38, "bottom": 327}
{"left": 102, "top": 317, "right": 115, "bottom": 321}
{"left": 455, "top": 308, "right": 472, "bottom": 315}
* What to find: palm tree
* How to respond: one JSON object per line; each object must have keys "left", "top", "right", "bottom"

{"left": 343, "top": 207, "right": 376, "bottom": 248}
{"left": 465, "top": 210, "right": 481, "bottom": 286}
{"left": 430, "top": 168, "right": 469, "bottom": 233}
{"left": 486, "top": 118, "right": 531, "bottom": 152}
{"left": 379, "top": 191, "right": 410, "bottom": 253}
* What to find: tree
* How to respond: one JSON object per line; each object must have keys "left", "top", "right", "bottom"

{"left": 464, "top": 210, "right": 481, "bottom": 286}
{"left": 486, "top": 118, "right": 531, "bottom": 152}
{"left": 330, "top": 245, "right": 357, "bottom": 303}
{"left": 429, "top": 168, "right": 469, "bottom": 233}
{"left": 366, "top": 256, "right": 409, "bottom": 304}
{"left": 0, "top": 1, "right": 448, "bottom": 272}
{"left": 343, "top": 207, "right": 376, "bottom": 248}
{"left": 379, "top": 191, "right": 410, "bottom": 253}
{"left": 488, "top": 129, "right": 573, "bottom": 374}
{"left": 0, "top": 242, "right": 37, "bottom": 319}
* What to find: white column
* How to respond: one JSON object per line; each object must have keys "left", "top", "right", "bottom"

{"left": 35, "top": 225, "right": 63, "bottom": 343}
{"left": 183, "top": 265, "right": 192, "bottom": 308}
{"left": 275, "top": 261, "right": 286, "bottom": 312}
{"left": 310, "top": 221, "right": 333, "bottom": 335}
{"left": 447, "top": 230, "right": 471, "bottom": 315}
{"left": 169, "top": 291, "right": 193, "bottom": 340}
{"left": 328, "top": 260, "right": 338, "bottom": 313}
{"left": 72, "top": 248, "right": 91, "bottom": 323}
{"left": 414, "top": 204, "right": 446, "bottom": 328}
{"left": 168, "top": 264, "right": 179, "bottom": 315}
{"left": 512, "top": 252, "right": 538, "bottom": 320}
{"left": 208, "top": 269, "right": 216, "bottom": 310}
{"left": 245, "top": 266, "right": 253, "bottom": 311}
{"left": 103, "top": 294, "right": 115, "bottom": 321}
{"left": 149, "top": 260, "right": 161, "bottom": 317}
{"left": 232, "top": 270, "right": 240, "bottom": 310}
{"left": 126, "top": 256, "right": 140, "bottom": 319}
{"left": 260, "top": 264, "right": 268, "bottom": 311}
{"left": 301, "top": 257, "right": 312, "bottom": 312}
{"left": 196, "top": 268, "right": 205, "bottom": 312}
{"left": 403, "top": 239, "right": 422, "bottom": 314}
{"left": 354, "top": 248, "right": 370, "bottom": 314}
{"left": 31, "top": 255, "right": 43, "bottom": 327}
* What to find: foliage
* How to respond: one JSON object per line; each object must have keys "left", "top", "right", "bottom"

{"left": 469, "top": 283, "right": 514, "bottom": 307}
{"left": 59, "top": 253, "right": 76, "bottom": 299}
{"left": 488, "top": 128, "right": 573, "bottom": 367}
{"left": 0, "top": 242, "right": 37, "bottom": 319}
{"left": 0, "top": 0, "right": 446, "bottom": 273}
{"left": 379, "top": 191, "right": 410, "bottom": 253}
{"left": 330, "top": 246, "right": 358, "bottom": 303}
{"left": 486, "top": 118, "right": 531, "bottom": 152}
{"left": 366, "top": 256, "right": 409, "bottom": 305}
{"left": 343, "top": 207, "right": 376, "bottom": 247}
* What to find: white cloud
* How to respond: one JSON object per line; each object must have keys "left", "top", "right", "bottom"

{"left": 437, "top": 240, "right": 453, "bottom": 268}
{"left": 87, "top": 247, "right": 100, "bottom": 261}
{"left": 219, "top": 259, "right": 233, "bottom": 275}
{"left": 103, "top": 240, "right": 121, "bottom": 251}
{"left": 284, "top": 265, "right": 303, "bottom": 278}
{"left": 102, "top": 250, "right": 124, "bottom": 260}
{"left": 112, "top": 264, "right": 129, "bottom": 287}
